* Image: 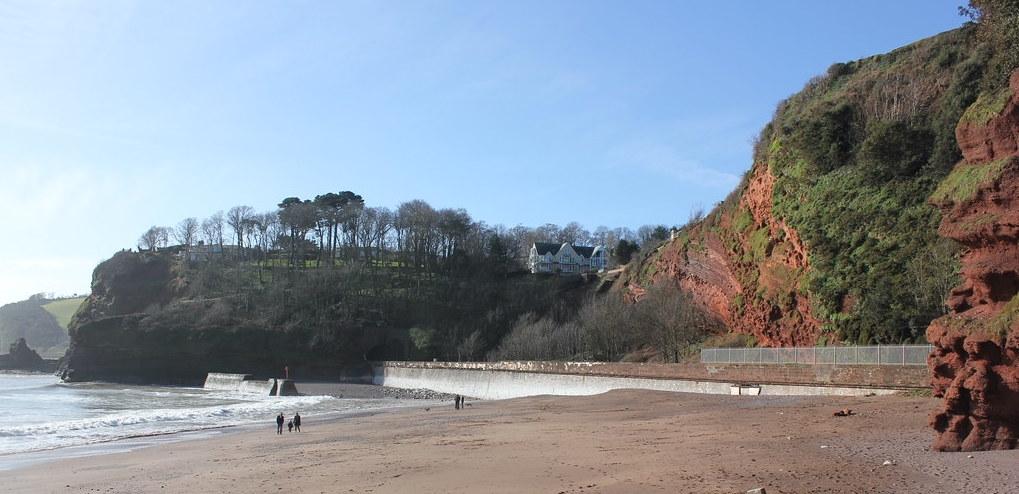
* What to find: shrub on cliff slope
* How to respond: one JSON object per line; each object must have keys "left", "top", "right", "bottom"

{"left": 962, "top": 0, "right": 1019, "bottom": 90}
{"left": 749, "top": 26, "right": 1007, "bottom": 343}
{"left": 491, "top": 283, "right": 723, "bottom": 362}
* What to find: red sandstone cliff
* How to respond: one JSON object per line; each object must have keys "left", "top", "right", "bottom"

{"left": 927, "top": 70, "right": 1019, "bottom": 452}
{"left": 621, "top": 164, "right": 821, "bottom": 347}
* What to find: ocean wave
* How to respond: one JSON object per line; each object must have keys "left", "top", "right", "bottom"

{"left": 0, "top": 374, "right": 62, "bottom": 393}
{"left": 0, "top": 394, "right": 339, "bottom": 455}
{"left": 0, "top": 395, "right": 333, "bottom": 437}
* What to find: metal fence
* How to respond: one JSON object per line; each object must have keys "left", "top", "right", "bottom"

{"left": 700, "top": 345, "right": 933, "bottom": 366}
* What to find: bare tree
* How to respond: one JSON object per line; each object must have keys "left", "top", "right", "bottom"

{"left": 535, "top": 223, "right": 560, "bottom": 243}
{"left": 396, "top": 200, "right": 439, "bottom": 270}
{"left": 488, "top": 314, "right": 582, "bottom": 361}
{"left": 591, "top": 226, "right": 613, "bottom": 247}
{"left": 907, "top": 239, "right": 960, "bottom": 318}
{"left": 138, "top": 226, "right": 169, "bottom": 251}
{"left": 559, "top": 221, "right": 590, "bottom": 245}
{"left": 457, "top": 330, "right": 484, "bottom": 362}
{"left": 174, "top": 217, "right": 200, "bottom": 249}
{"left": 614, "top": 227, "right": 637, "bottom": 242}
{"left": 247, "top": 212, "right": 277, "bottom": 257}
{"left": 356, "top": 207, "right": 393, "bottom": 266}
{"left": 263, "top": 212, "right": 283, "bottom": 252}
{"left": 437, "top": 208, "right": 472, "bottom": 265}
{"left": 227, "top": 205, "right": 255, "bottom": 252}
{"left": 202, "top": 211, "right": 225, "bottom": 248}
{"left": 638, "top": 284, "right": 717, "bottom": 363}
{"left": 577, "top": 295, "right": 639, "bottom": 360}
{"left": 508, "top": 225, "right": 538, "bottom": 264}
{"left": 637, "top": 224, "right": 670, "bottom": 245}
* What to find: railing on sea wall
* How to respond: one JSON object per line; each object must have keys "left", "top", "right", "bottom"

{"left": 700, "top": 345, "right": 934, "bottom": 366}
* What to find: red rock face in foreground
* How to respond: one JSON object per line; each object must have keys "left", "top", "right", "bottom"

{"left": 927, "top": 70, "right": 1019, "bottom": 452}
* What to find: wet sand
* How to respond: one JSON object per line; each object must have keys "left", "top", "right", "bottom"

{"left": 5, "top": 389, "right": 1019, "bottom": 493}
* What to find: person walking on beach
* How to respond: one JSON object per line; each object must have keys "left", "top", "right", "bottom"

{"left": 276, "top": 413, "right": 285, "bottom": 435}
{"left": 454, "top": 395, "right": 460, "bottom": 410}
{"left": 293, "top": 412, "right": 302, "bottom": 432}
{"left": 287, "top": 418, "right": 294, "bottom": 433}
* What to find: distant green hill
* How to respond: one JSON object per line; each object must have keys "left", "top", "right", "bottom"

{"left": 42, "top": 297, "right": 86, "bottom": 330}
{"left": 0, "top": 295, "right": 77, "bottom": 359}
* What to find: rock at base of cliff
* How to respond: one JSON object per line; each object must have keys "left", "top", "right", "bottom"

{"left": 927, "top": 319, "right": 1019, "bottom": 451}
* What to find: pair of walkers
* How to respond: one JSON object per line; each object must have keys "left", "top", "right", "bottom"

{"left": 275, "top": 412, "right": 302, "bottom": 434}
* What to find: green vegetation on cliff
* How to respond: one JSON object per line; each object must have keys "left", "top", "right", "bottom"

{"left": 930, "top": 158, "right": 1010, "bottom": 204}
{"left": 960, "top": 84, "right": 1013, "bottom": 125}
{"left": 743, "top": 1, "right": 1019, "bottom": 344}
{"left": 753, "top": 26, "right": 993, "bottom": 343}
{"left": 630, "top": 10, "right": 1019, "bottom": 346}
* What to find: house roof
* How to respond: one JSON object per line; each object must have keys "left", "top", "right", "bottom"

{"left": 533, "top": 242, "right": 561, "bottom": 255}
{"left": 532, "top": 242, "right": 600, "bottom": 258}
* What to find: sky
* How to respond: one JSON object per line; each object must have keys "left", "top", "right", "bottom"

{"left": 0, "top": 0, "right": 967, "bottom": 305}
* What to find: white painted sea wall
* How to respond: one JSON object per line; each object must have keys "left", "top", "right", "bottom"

{"left": 371, "top": 365, "right": 897, "bottom": 399}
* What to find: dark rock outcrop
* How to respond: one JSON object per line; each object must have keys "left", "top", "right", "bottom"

{"left": 0, "top": 338, "right": 55, "bottom": 372}
{"left": 927, "top": 70, "right": 1019, "bottom": 452}
{"left": 58, "top": 251, "right": 370, "bottom": 385}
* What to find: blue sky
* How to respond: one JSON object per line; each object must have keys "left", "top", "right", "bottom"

{"left": 0, "top": 0, "right": 965, "bottom": 305}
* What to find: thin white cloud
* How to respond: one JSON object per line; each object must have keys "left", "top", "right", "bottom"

{"left": 605, "top": 113, "right": 757, "bottom": 190}
{"left": 612, "top": 141, "right": 741, "bottom": 189}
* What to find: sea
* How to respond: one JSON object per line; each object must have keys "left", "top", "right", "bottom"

{"left": 0, "top": 372, "right": 418, "bottom": 470}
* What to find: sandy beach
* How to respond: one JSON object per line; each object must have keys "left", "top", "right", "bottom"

{"left": 5, "top": 389, "right": 1019, "bottom": 494}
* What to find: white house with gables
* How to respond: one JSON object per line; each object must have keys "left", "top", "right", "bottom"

{"left": 528, "top": 242, "right": 608, "bottom": 274}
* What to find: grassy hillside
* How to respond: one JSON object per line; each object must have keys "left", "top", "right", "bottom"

{"left": 42, "top": 297, "right": 86, "bottom": 330}
{"left": 0, "top": 296, "right": 69, "bottom": 358}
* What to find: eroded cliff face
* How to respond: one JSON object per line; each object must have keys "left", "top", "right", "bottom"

{"left": 621, "top": 164, "right": 821, "bottom": 347}
{"left": 59, "top": 251, "right": 370, "bottom": 384}
{"left": 618, "top": 27, "right": 991, "bottom": 347}
{"left": 927, "top": 70, "right": 1019, "bottom": 452}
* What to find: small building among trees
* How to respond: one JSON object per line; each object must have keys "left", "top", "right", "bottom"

{"left": 528, "top": 242, "right": 607, "bottom": 274}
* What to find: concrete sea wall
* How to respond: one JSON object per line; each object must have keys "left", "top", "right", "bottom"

{"left": 204, "top": 373, "right": 255, "bottom": 391}
{"left": 203, "top": 373, "right": 298, "bottom": 396}
{"left": 371, "top": 362, "right": 908, "bottom": 400}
